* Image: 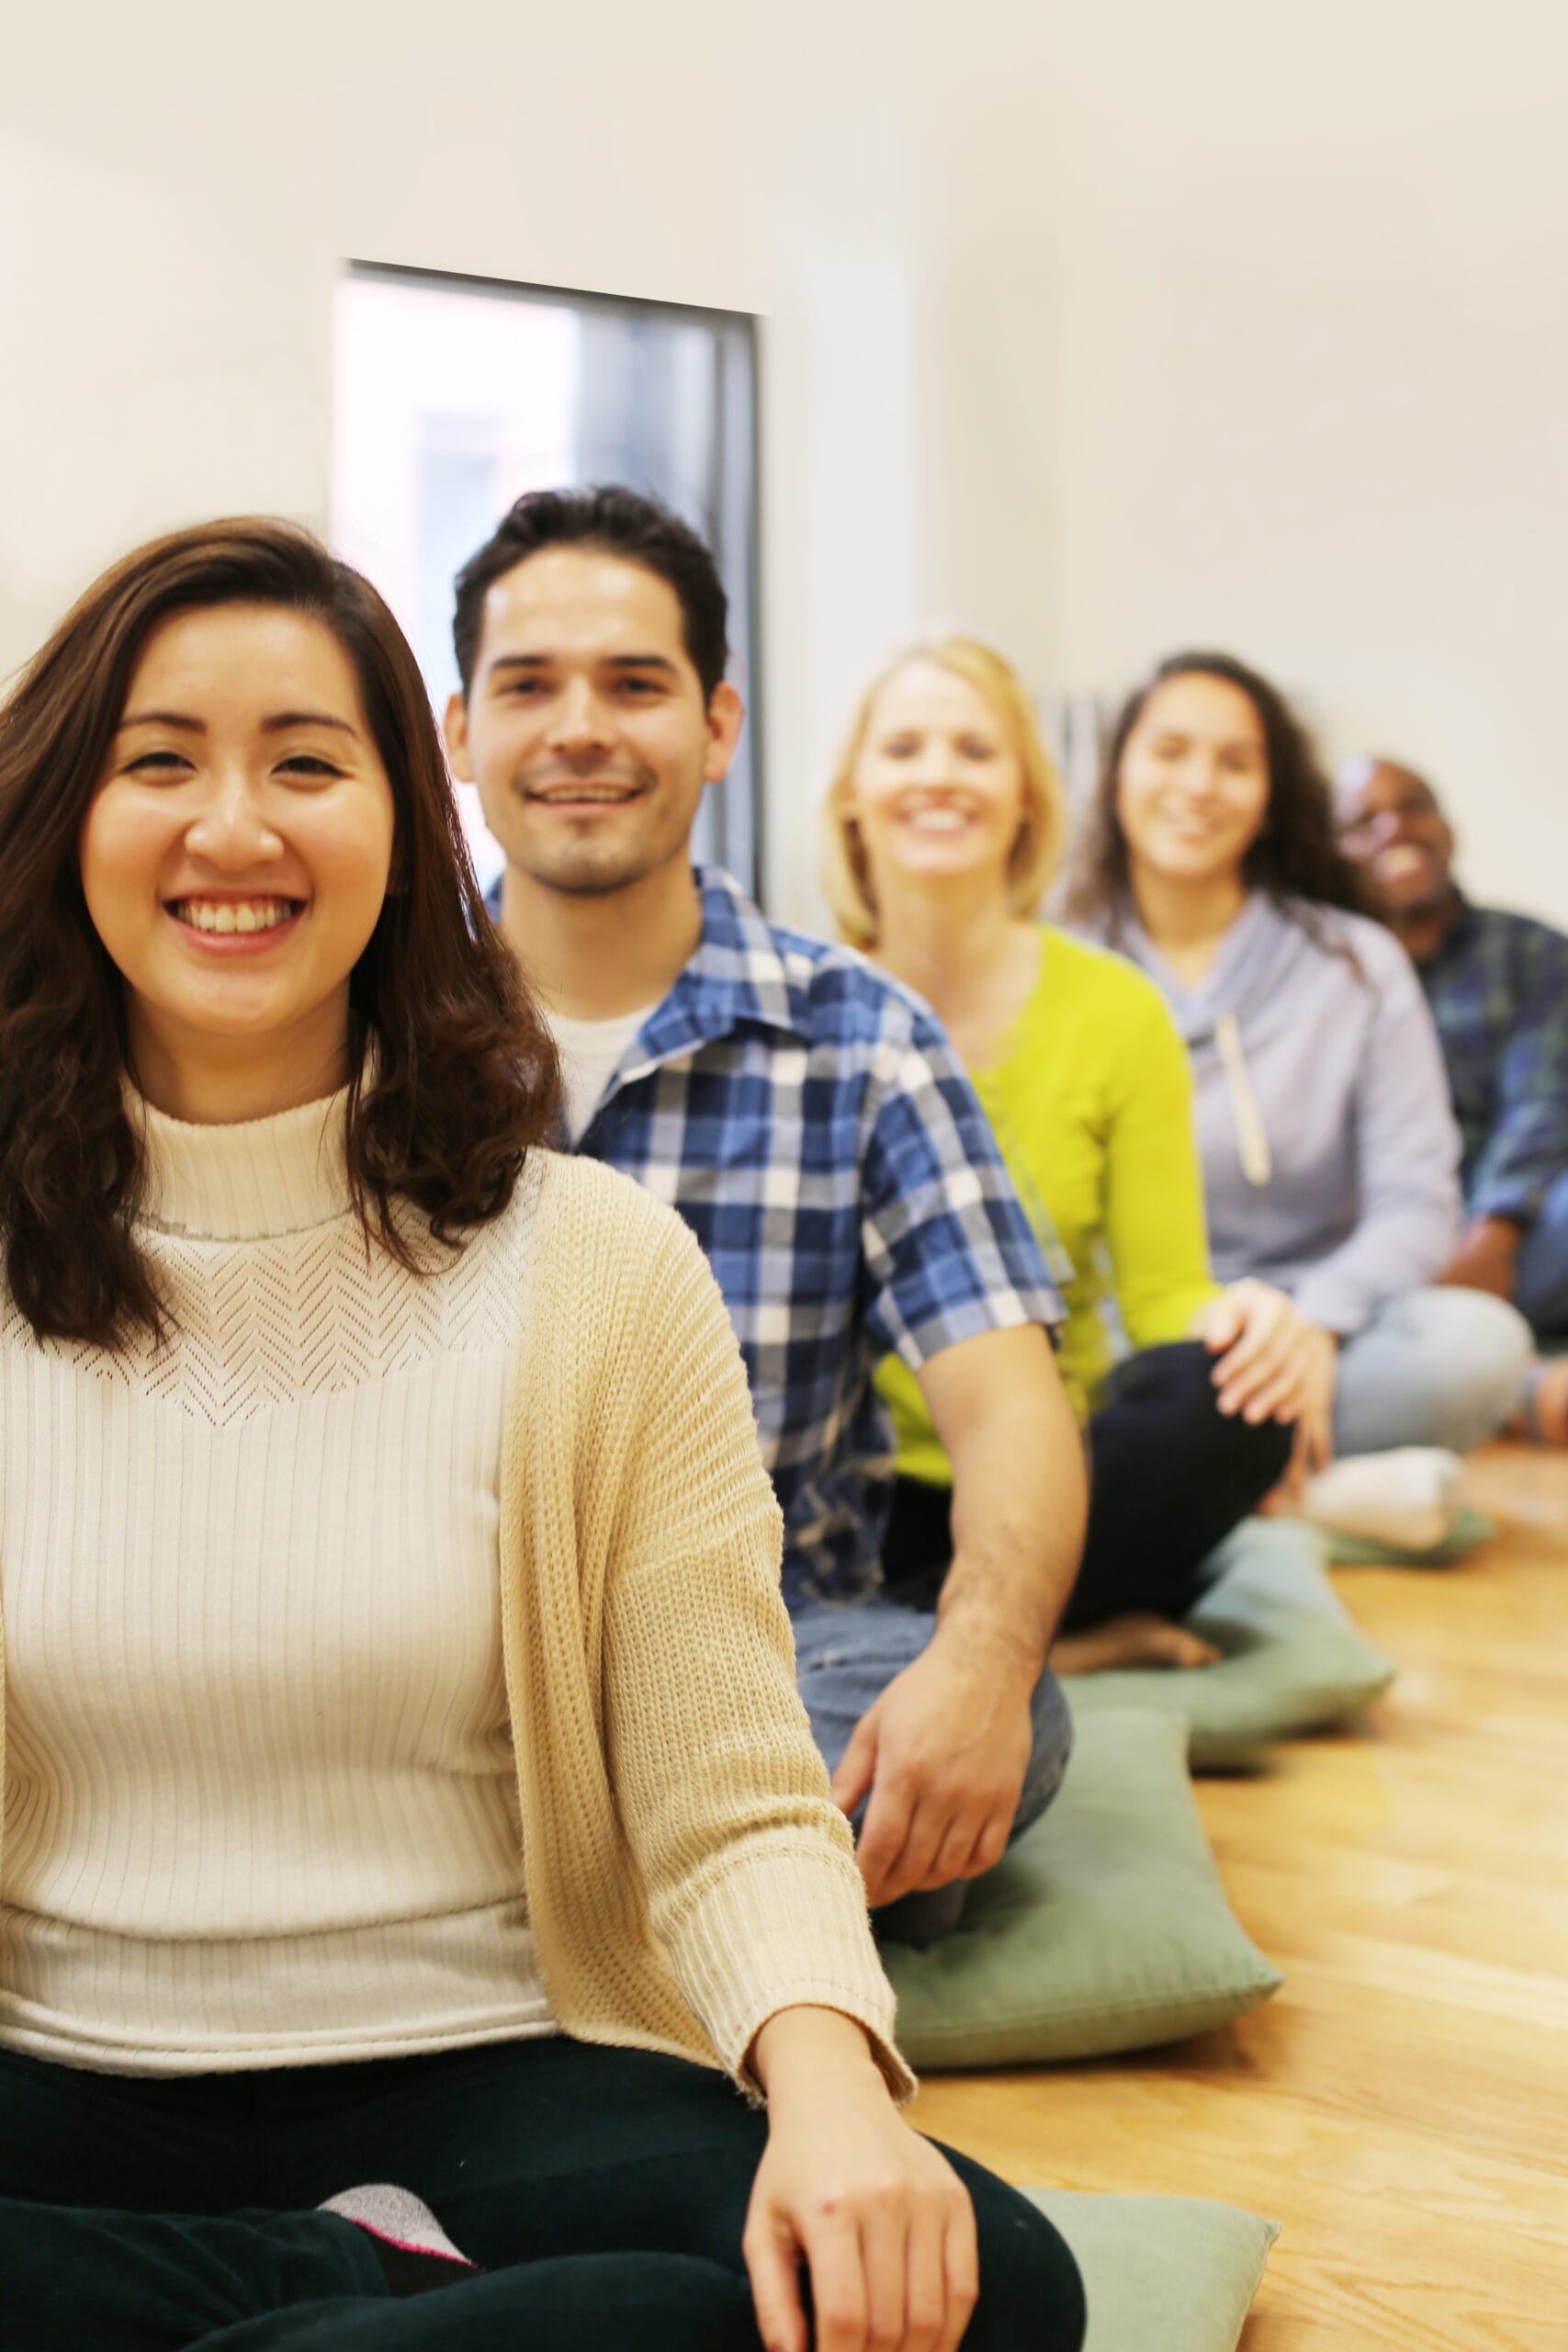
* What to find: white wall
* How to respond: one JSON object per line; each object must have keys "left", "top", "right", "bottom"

{"left": 903, "top": 0, "right": 1568, "bottom": 926}
{"left": 3, "top": 1, "right": 1564, "bottom": 925}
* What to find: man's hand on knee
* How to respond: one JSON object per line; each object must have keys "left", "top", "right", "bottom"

{"left": 829, "top": 1639, "right": 1035, "bottom": 1908}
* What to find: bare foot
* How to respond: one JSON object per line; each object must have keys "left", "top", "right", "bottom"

{"left": 1516, "top": 1358, "right": 1568, "bottom": 1444}
{"left": 1052, "top": 1613, "right": 1224, "bottom": 1675}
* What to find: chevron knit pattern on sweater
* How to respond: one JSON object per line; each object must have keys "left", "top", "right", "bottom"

{"left": 0, "top": 1087, "right": 907, "bottom": 2100}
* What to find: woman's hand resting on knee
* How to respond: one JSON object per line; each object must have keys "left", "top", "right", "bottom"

{"left": 1190, "top": 1283, "right": 1322, "bottom": 1436}
{"left": 1190, "top": 1281, "right": 1337, "bottom": 1486}
{"left": 1284, "top": 1326, "right": 1338, "bottom": 1484}
{"left": 746, "top": 2007, "right": 977, "bottom": 2352}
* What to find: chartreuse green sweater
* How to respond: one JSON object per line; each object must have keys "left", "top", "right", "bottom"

{"left": 878, "top": 927, "right": 1219, "bottom": 1478}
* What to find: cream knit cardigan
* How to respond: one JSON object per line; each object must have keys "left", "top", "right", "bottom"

{"left": 0, "top": 1150, "right": 909, "bottom": 2102}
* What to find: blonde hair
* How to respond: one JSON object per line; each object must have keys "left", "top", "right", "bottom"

{"left": 822, "top": 637, "right": 1070, "bottom": 950}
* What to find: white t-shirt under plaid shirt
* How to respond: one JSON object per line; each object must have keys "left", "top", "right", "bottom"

{"left": 498, "top": 867, "right": 1066, "bottom": 1606}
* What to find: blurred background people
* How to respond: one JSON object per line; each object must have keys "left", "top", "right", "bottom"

{"left": 825, "top": 638, "right": 1307, "bottom": 1671}
{"left": 1066, "top": 653, "right": 1535, "bottom": 1544}
{"left": 1334, "top": 754, "right": 1568, "bottom": 1437}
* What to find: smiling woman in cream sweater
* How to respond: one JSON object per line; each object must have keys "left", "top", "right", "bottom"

{"left": 0, "top": 522, "right": 1083, "bottom": 2352}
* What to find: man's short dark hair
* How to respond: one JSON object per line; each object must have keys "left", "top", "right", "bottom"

{"left": 453, "top": 485, "right": 730, "bottom": 703}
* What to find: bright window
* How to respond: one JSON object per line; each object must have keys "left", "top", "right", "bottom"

{"left": 332, "top": 262, "right": 762, "bottom": 895}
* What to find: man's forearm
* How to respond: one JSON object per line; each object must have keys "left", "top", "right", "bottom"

{"left": 912, "top": 1324, "right": 1087, "bottom": 1679}
{"left": 938, "top": 1389, "right": 1087, "bottom": 1677}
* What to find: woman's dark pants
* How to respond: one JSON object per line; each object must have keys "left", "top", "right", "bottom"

{"left": 0, "top": 2036, "right": 1086, "bottom": 2350}
{"left": 885, "top": 1340, "right": 1293, "bottom": 1629}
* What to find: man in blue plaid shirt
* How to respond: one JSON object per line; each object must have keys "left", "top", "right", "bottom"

{"left": 449, "top": 488, "right": 1087, "bottom": 1940}
{"left": 1336, "top": 758, "right": 1568, "bottom": 1387}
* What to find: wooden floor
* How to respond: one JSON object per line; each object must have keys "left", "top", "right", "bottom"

{"left": 910, "top": 1442, "right": 1568, "bottom": 2351}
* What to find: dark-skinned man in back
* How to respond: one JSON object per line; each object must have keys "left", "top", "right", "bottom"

{"left": 1335, "top": 755, "right": 1568, "bottom": 1438}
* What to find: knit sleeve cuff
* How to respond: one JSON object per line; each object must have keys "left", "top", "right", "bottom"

{"left": 1288, "top": 1277, "right": 1371, "bottom": 1337}
{"left": 660, "top": 1838, "right": 915, "bottom": 2107}
{"left": 1122, "top": 1278, "right": 1223, "bottom": 1351}
{"left": 732, "top": 1989, "right": 915, "bottom": 2110}
{"left": 1468, "top": 1182, "right": 1541, "bottom": 1227}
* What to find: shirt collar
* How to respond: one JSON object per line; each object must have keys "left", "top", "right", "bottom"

{"left": 489, "top": 859, "right": 799, "bottom": 1030}
{"left": 1446, "top": 887, "right": 1478, "bottom": 944}
{"left": 486, "top": 864, "right": 803, "bottom": 1121}
{"left": 631, "top": 866, "right": 803, "bottom": 1067}
{"left": 1419, "top": 887, "right": 1477, "bottom": 968}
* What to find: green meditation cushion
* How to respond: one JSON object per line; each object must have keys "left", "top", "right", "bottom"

{"left": 1062, "top": 1518, "right": 1395, "bottom": 1770}
{"left": 1024, "top": 2189, "right": 1280, "bottom": 2352}
{"left": 885, "top": 1710, "right": 1280, "bottom": 2071}
{"left": 1319, "top": 1503, "right": 1495, "bottom": 1566}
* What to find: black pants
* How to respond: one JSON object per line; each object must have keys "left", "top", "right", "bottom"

{"left": 0, "top": 2038, "right": 1085, "bottom": 2351}
{"left": 884, "top": 1340, "right": 1293, "bottom": 1632}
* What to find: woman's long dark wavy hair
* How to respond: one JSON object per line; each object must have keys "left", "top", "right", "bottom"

{"left": 1063, "top": 650, "right": 1372, "bottom": 938}
{"left": 0, "top": 517, "right": 559, "bottom": 1347}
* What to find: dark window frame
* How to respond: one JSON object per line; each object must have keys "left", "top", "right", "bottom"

{"left": 342, "top": 257, "right": 766, "bottom": 903}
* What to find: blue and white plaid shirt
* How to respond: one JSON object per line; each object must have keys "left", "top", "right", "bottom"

{"left": 1417, "top": 893, "right": 1568, "bottom": 1226}
{"left": 501, "top": 867, "right": 1066, "bottom": 1604}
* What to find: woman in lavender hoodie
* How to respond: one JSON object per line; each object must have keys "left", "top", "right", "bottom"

{"left": 1066, "top": 652, "right": 1531, "bottom": 1490}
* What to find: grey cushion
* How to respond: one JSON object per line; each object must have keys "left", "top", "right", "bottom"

{"left": 1063, "top": 1518, "right": 1395, "bottom": 1769}
{"left": 1025, "top": 2188, "right": 1279, "bottom": 2352}
{"left": 885, "top": 1710, "right": 1280, "bottom": 2071}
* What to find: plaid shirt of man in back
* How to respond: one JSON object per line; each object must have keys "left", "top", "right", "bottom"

{"left": 530, "top": 866, "right": 1067, "bottom": 1605}
{"left": 1417, "top": 895, "right": 1568, "bottom": 1225}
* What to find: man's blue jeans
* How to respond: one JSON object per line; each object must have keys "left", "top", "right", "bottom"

{"left": 1514, "top": 1170, "right": 1568, "bottom": 1341}
{"left": 791, "top": 1595, "right": 1072, "bottom": 1946}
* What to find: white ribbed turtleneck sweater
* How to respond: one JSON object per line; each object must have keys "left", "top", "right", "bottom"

{"left": 0, "top": 1085, "right": 553, "bottom": 2073}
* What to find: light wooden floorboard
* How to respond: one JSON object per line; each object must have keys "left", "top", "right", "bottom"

{"left": 908, "top": 1441, "right": 1568, "bottom": 2351}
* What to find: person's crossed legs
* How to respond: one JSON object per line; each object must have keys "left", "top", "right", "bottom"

{"left": 791, "top": 1599, "right": 1072, "bottom": 1945}
{"left": 882, "top": 1340, "right": 1292, "bottom": 1674}
{"left": 1332, "top": 1285, "right": 1535, "bottom": 1455}
{"left": 0, "top": 2040, "right": 1086, "bottom": 2352}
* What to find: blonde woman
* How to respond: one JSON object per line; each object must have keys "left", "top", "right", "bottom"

{"left": 826, "top": 639, "right": 1314, "bottom": 1671}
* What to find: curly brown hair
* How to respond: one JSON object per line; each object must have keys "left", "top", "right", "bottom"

{"left": 0, "top": 517, "right": 559, "bottom": 1347}
{"left": 1063, "top": 650, "right": 1372, "bottom": 938}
